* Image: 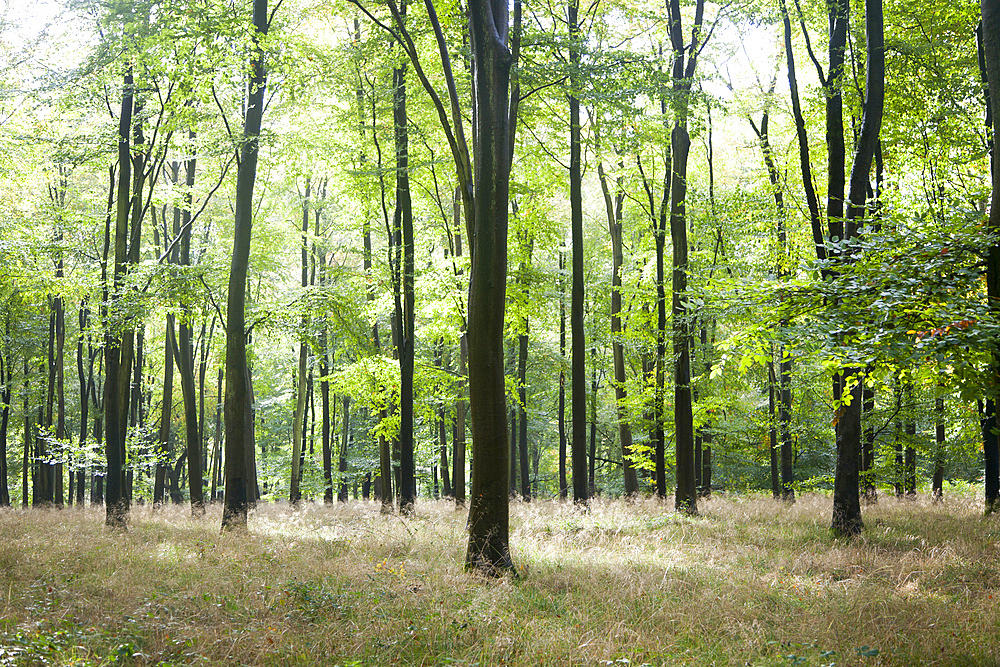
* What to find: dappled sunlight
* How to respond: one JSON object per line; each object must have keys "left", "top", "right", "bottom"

{"left": 0, "top": 494, "right": 997, "bottom": 664}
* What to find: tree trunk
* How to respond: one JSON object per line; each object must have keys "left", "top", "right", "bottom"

{"left": 321, "top": 331, "right": 333, "bottom": 504}
{"left": 768, "top": 360, "right": 780, "bottom": 499}
{"left": 0, "top": 330, "right": 10, "bottom": 507}
{"left": 465, "top": 0, "right": 516, "bottom": 574}
{"left": 178, "top": 148, "right": 203, "bottom": 515}
{"left": 393, "top": 44, "right": 417, "bottom": 514}
{"left": 222, "top": 0, "right": 269, "bottom": 530}
{"left": 436, "top": 339, "right": 452, "bottom": 497}
{"left": 453, "top": 228, "right": 467, "bottom": 507}
{"left": 558, "top": 250, "right": 568, "bottom": 499}
{"left": 832, "top": 0, "right": 883, "bottom": 536}
{"left": 862, "top": 382, "right": 877, "bottom": 503}
{"left": 155, "top": 317, "right": 175, "bottom": 505}
{"left": 597, "top": 153, "right": 639, "bottom": 497}
{"left": 290, "top": 178, "right": 311, "bottom": 505}
{"left": 518, "top": 332, "right": 529, "bottom": 500}
{"left": 21, "top": 359, "right": 29, "bottom": 507}
{"left": 980, "top": 0, "right": 1000, "bottom": 513}
{"left": 667, "top": 0, "right": 705, "bottom": 515}
{"left": 104, "top": 68, "right": 133, "bottom": 528}
{"left": 567, "top": 0, "right": 588, "bottom": 507}
{"left": 933, "top": 395, "right": 945, "bottom": 500}
{"left": 339, "top": 395, "right": 350, "bottom": 502}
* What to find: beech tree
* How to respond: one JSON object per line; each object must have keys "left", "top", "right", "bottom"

{"left": 222, "top": 0, "right": 269, "bottom": 530}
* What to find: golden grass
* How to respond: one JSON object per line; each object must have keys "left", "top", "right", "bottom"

{"left": 0, "top": 492, "right": 998, "bottom": 666}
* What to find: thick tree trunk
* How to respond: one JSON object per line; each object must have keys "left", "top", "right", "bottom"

{"left": 465, "top": 0, "right": 515, "bottom": 574}
{"left": 981, "top": 0, "right": 1000, "bottom": 513}
{"left": 667, "top": 0, "right": 705, "bottom": 515}
{"left": 393, "top": 51, "right": 417, "bottom": 514}
{"left": 222, "top": 0, "right": 269, "bottom": 530}
{"left": 832, "top": 0, "right": 883, "bottom": 536}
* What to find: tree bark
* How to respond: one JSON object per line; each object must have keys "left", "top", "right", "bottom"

{"left": 832, "top": 0, "right": 883, "bottom": 536}
{"left": 558, "top": 250, "right": 568, "bottom": 499}
{"left": 567, "top": 0, "right": 587, "bottom": 506}
{"left": 0, "top": 325, "right": 10, "bottom": 507}
{"left": 222, "top": 0, "right": 269, "bottom": 530}
{"left": 981, "top": 0, "right": 1000, "bottom": 513}
{"left": 667, "top": 0, "right": 705, "bottom": 515}
{"left": 177, "top": 149, "right": 203, "bottom": 515}
{"left": 465, "top": 0, "right": 516, "bottom": 574}
{"left": 336, "top": 395, "right": 348, "bottom": 502}
{"left": 933, "top": 395, "right": 945, "bottom": 500}
{"left": 104, "top": 68, "right": 133, "bottom": 528}
{"left": 597, "top": 154, "right": 639, "bottom": 496}
{"left": 392, "top": 41, "right": 417, "bottom": 514}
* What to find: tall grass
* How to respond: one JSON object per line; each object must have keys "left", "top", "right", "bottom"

{"left": 0, "top": 492, "right": 997, "bottom": 665}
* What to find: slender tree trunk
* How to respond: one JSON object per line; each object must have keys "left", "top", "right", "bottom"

{"left": 768, "top": 360, "right": 780, "bottom": 499}
{"left": 558, "top": 250, "right": 568, "bottom": 499}
{"left": 933, "top": 395, "right": 945, "bottom": 500}
{"left": 436, "top": 339, "right": 452, "bottom": 497}
{"left": 155, "top": 318, "right": 175, "bottom": 505}
{"left": 453, "top": 226, "right": 467, "bottom": 507}
{"left": 75, "top": 302, "right": 92, "bottom": 507}
{"left": 518, "top": 331, "right": 529, "bottom": 500}
{"left": 321, "top": 331, "right": 333, "bottom": 504}
{"left": 104, "top": 69, "right": 133, "bottom": 528}
{"left": 596, "top": 155, "right": 639, "bottom": 496}
{"left": 567, "top": 0, "right": 588, "bottom": 507}
{"left": 339, "top": 395, "right": 350, "bottom": 502}
{"left": 178, "top": 148, "right": 203, "bottom": 515}
{"left": 222, "top": 0, "right": 269, "bottom": 530}
{"left": 904, "top": 379, "right": 917, "bottom": 497}
{"left": 290, "top": 178, "right": 311, "bottom": 505}
{"left": 211, "top": 368, "right": 222, "bottom": 502}
{"left": 22, "top": 359, "right": 29, "bottom": 507}
{"left": 862, "top": 382, "right": 877, "bottom": 503}
{"left": 0, "top": 332, "right": 9, "bottom": 507}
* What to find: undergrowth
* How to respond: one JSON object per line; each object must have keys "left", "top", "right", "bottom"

{"left": 0, "top": 492, "right": 997, "bottom": 665}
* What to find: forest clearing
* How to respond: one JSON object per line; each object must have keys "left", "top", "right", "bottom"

{"left": 0, "top": 493, "right": 997, "bottom": 666}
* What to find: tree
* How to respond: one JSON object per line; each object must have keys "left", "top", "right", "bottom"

{"left": 222, "top": 0, "right": 270, "bottom": 531}
{"left": 981, "top": 0, "right": 1000, "bottom": 513}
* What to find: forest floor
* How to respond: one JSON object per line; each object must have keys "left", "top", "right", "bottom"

{"left": 0, "top": 491, "right": 997, "bottom": 666}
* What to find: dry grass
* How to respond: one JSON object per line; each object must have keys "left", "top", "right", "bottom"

{"left": 0, "top": 492, "right": 998, "bottom": 666}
